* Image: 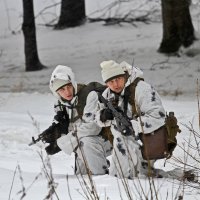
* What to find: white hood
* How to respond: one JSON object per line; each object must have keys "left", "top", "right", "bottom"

{"left": 119, "top": 61, "right": 144, "bottom": 87}
{"left": 49, "top": 65, "right": 78, "bottom": 102}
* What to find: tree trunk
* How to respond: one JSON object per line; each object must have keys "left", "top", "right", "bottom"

{"left": 55, "top": 0, "right": 86, "bottom": 29}
{"left": 22, "top": 0, "right": 45, "bottom": 71}
{"left": 158, "top": 0, "right": 195, "bottom": 53}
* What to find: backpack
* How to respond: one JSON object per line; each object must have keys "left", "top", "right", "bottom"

{"left": 76, "top": 82, "right": 106, "bottom": 116}
{"left": 57, "top": 82, "right": 106, "bottom": 119}
{"left": 165, "top": 111, "right": 181, "bottom": 157}
{"left": 127, "top": 78, "right": 181, "bottom": 159}
{"left": 76, "top": 82, "right": 114, "bottom": 143}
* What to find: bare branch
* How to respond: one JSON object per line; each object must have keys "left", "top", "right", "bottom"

{"left": 35, "top": 2, "right": 60, "bottom": 19}
{"left": 88, "top": 0, "right": 161, "bottom": 25}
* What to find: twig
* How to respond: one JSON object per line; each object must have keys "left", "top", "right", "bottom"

{"left": 150, "top": 57, "right": 170, "bottom": 71}
{"left": 66, "top": 175, "right": 73, "bottom": 200}
{"left": 8, "top": 165, "right": 18, "bottom": 200}
{"left": 75, "top": 134, "right": 100, "bottom": 200}
{"left": 26, "top": 172, "right": 43, "bottom": 193}
{"left": 17, "top": 165, "right": 26, "bottom": 200}
{"left": 88, "top": 0, "right": 160, "bottom": 25}
{"left": 181, "top": 123, "right": 200, "bottom": 159}
{"left": 35, "top": 2, "right": 60, "bottom": 19}
{"left": 197, "top": 79, "right": 200, "bottom": 131}
{"left": 38, "top": 151, "right": 59, "bottom": 200}
{"left": 27, "top": 112, "right": 40, "bottom": 134}
{"left": 112, "top": 148, "right": 133, "bottom": 200}
{"left": 88, "top": 16, "right": 150, "bottom": 26}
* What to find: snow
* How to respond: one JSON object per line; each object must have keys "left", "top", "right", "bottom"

{"left": 0, "top": 0, "right": 200, "bottom": 199}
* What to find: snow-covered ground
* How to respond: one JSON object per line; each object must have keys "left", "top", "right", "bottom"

{"left": 0, "top": 0, "right": 200, "bottom": 199}
{"left": 0, "top": 93, "right": 199, "bottom": 200}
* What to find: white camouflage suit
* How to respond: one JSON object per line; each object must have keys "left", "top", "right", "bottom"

{"left": 49, "top": 65, "right": 112, "bottom": 175}
{"left": 95, "top": 62, "right": 166, "bottom": 179}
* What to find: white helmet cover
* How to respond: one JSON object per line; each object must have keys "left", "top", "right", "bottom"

{"left": 49, "top": 65, "right": 77, "bottom": 100}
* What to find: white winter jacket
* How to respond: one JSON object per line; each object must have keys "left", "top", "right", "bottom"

{"left": 95, "top": 62, "right": 166, "bottom": 134}
{"left": 49, "top": 65, "right": 102, "bottom": 155}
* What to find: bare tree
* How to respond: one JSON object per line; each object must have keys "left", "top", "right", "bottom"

{"left": 158, "top": 0, "right": 195, "bottom": 54}
{"left": 54, "top": 0, "right": 86, "bottom": 30}
{"left": 22, "top": 0, "right": 46, "bottom": 71}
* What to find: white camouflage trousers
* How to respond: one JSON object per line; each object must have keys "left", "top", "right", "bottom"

{"left": 108, "top": 127, "right": 153, "bottom": 179}
{"left": 75, "top": 136, "right": 112, "bottom": 175}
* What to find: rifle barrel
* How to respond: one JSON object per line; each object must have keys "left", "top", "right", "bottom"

{"left": 28, "top": 136, "right": 41, "bottom": 146}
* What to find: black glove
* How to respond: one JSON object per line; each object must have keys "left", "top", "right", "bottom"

{"left": 41, "top": 124, "right": 61, "bottom": 143}
{"left": 100, "top": 108, "right": 114, "bottom": 122}
{"left": 45, "top": 142, "right": 61, "bottom": 155}
{"left": 54, "top": 111, "right": 65, "bottom": 123}
{"left": 54, "top": 111, "right": 69, "bottom": 134}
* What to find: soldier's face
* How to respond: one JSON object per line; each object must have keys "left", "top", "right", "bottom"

{"left": 106, "top": 76, "right": 126, "bottom": 94}
{"left": 57, "top": 83, "right": 74, "bottom": 101}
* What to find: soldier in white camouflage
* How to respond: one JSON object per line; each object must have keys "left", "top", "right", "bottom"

{"left": 42, "top": 65, "right": 112, "bottom": 175}
{"left": 95, "top": 60, "right": 166, "bottom": 179}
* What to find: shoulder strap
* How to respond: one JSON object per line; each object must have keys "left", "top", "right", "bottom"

{"left": 125, "top": 77, "right": 144, "bottom": 118}
{"left": 76, "top": 83, "right": 87, "bottom": 117}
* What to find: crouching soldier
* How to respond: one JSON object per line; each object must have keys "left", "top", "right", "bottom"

{"left": 95, "top": 60, "right": 167, "bottom": 179}
{"left": 40, "top": 65, "right": 112, "bottom": 175}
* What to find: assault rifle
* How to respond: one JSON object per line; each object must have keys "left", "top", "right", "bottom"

{"left": 29, "top": 110, "right": 69, "bottom": 155}
{"left": 28, "top": 124, "right": 63, "bottom": 155}
{"left": 28, "top": 123, "right": 63, "bottom": 146}
{"left": 29, "top": 133, "right": 61, "bottom": 155}
{"left": 98, "top": 94, "right": 135, "bottom": 137}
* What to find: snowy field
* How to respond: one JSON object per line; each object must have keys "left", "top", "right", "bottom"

{"left": 0, "top": 0, "right": 200, "bottom": 199}
{"left": 0, "top": 93, "right": 199, "bottom": 200}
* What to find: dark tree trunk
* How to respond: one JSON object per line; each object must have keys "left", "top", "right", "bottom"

{"left": 158, "top": 0, "right": 195, "bottom": 54}
{"left": 22, "top": 0, "right": 45, "bottom": 71}
{"left": 55, "top": 0, "right": 86, "bottom": 29}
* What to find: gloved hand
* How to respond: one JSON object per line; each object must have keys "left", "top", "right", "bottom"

{"left": 41, "top": 124, "right": 61, "bottom": 143}
{"left": 45, "top": 142, "right": 61, "bottom": 155}
{"left": 100, "top": 108, "right": 114, "bottom": 122}
{"left": 54, "top": 111, "right": 66, "bottom": 123}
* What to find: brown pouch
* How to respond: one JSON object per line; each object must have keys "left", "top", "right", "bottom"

{"left": 141, "top": 125, "right": 169, "bottom": 160}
